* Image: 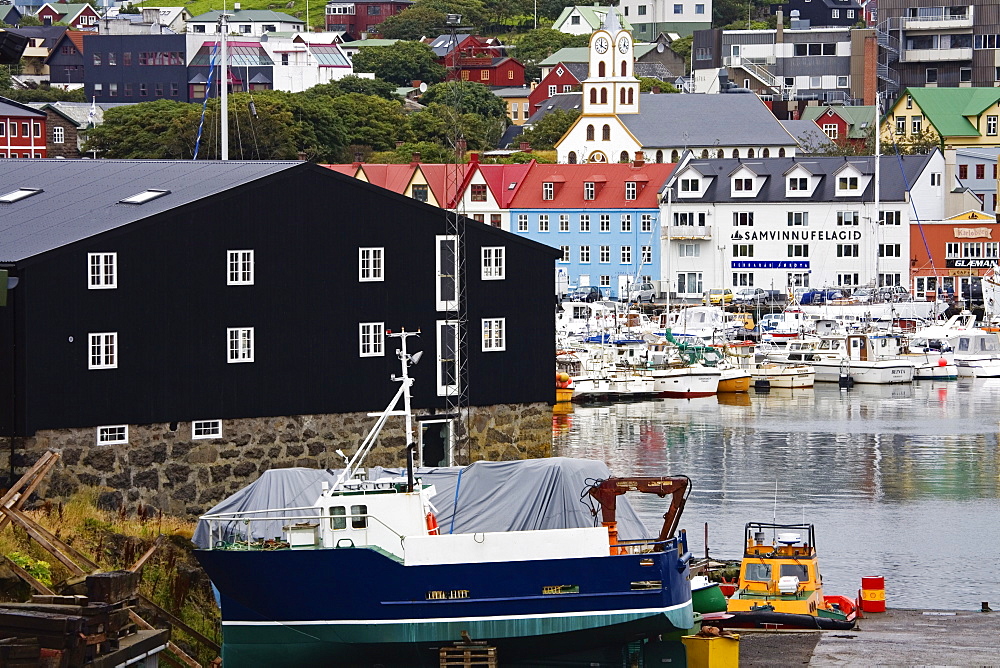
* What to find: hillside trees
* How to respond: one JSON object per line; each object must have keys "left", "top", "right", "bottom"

{"left": 351, "top": 41, "right": 446, "bottom": 85}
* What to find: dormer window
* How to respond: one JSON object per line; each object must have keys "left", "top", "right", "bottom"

{"left": 584, "top": 182, "right": 595, "bottom": 200}
{"left": 733, "top": 178, "right": 753, "bottom": 191}
{"left": 788, "top": 177, "right": 808, "bottom": 191}
{"left": 625, "top": 182, "right": 637, "bottom": 200}
{"left": 543, "top": 182, "right": 554, "bottom": 200}
{"left": 680, "top": 178, "right": 700, "bottom": 192}
{"left": 838, "top": 176, "right": 859, "bottom": 191}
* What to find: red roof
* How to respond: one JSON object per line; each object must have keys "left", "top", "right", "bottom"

{"left": 323, "top": 164, "right": 358, "bottom": 176}
{"left": 419, "top": 163, "right": 475, "bottom": 208}
{"left": 65, "top": 31, "right": 86, "bottom": 53}
{"left": 478, "top": 162, "right": 534, "bottom": 208}
{"left": 507, "top": 163, "right": 675, "bottom": 209}
{"left": 355, "top": 164, "right": 418, "bottom": 193}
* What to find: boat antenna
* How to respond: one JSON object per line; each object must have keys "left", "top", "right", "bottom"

{"left": 332, "top": 328, "right": 421, "bottom": 491}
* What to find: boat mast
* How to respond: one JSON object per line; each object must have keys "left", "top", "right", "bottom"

{"left": 220, "top": 10, "right": 229, "bottom": 160}
{"left": 873, "top": 91, "right": 881, "bottom": 288}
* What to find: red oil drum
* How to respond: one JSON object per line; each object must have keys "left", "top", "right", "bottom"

{"left": 860, "top": 576, "right": 886, "bottom": 612}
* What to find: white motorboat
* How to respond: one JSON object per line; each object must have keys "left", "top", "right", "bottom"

{"left": 660, "top": 306, "right": 748, "bottom": 344}
{"left": 783, "top": 334, "right": 913, "bottom": 384}
{"left": 751, "top": 362, "right": 815, "bottom": 389}
{"left": 653, "top": 365, "right": 722, "bottom": 398}
{"left": 906, "top": 311, "right": 1000, "bottom": 378}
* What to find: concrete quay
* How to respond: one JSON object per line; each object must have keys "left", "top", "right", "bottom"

{"left": 738, "top": 608, "right": 1000, "bottom": 667}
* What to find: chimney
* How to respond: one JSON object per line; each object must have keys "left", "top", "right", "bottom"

{"left": 352, "top": 160, "right": 361, "bottom": 168}
{"left": 776, "top": 9, "right": 783, "bottom": 43}
{"left": 469, "top": 152, "right": 479, "bottom": 164}
{"left": 297, "top": 151, "right": 307, "bottom": 161}
{"left": 633, "top": 151, "right": 645, "bottom": 167}
{"left": 652, "top": 86, "right": 661, "bottom": 94}
{"left": 456, "top": 139, "right": 467, "bottom": 154}
{"left": 411, "top": 152, "right": 421, "bottom": 163}
{"left": 519, "top": 141, "right": 531, "bottom": 152}
{"left": 411, "top": 80, "right": 422, "bottom": 88}
{"left": 354, "top": 151, "right": 363, "bottom": 162}
{"left": 234, "top": 2, "right": 241, "bottom": 9}
{"left": 395, "top": 141, "right": 405, "bottom": 148}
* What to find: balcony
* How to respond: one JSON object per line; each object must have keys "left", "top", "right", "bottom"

{"left": 902, "top": 14, "right": 973, "bottom": 31}
{"left": 665, "top": 225, "right": 712, "bottom": 240}
{"left": 901, "top": 47, "right": 972, "bottom": 62}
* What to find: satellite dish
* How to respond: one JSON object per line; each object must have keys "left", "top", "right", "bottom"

{"left": 419, "top": 82, "right": 428, "bottom": 92}
{"left": 656, "top": 42, "right": 665, "bottom": 53}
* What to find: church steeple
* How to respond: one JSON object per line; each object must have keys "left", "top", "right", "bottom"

{"left": 582, "top": 6, "right": 639, "bottom": 117}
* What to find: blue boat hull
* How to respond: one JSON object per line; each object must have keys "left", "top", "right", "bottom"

{"left": 196, "top": 542, "right": 693, "bottom": 666}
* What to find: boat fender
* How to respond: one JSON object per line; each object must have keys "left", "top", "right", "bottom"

{"left": 426, "top": 512, "right": 440, "bottom": 535}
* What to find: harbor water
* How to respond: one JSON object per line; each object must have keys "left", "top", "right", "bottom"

{"left": 552, "top": 379, "right": 1000, "bottom": 610}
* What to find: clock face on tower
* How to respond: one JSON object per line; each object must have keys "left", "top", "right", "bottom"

{"left": 618, "top": 36, "right": 630, "bottom": 53}
{"left": 595, "top": 37, "right": 609, "bottom": 54}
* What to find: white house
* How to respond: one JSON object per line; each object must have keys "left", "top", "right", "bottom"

{"left": 187, "top": 8, "right": 304, "bottom": 36}
{"left": 552, "top": 5, "right": 633, "bottom": 36}
{"left": 260, "top": 33, "right": 354, "bottom": 92}
{"left": 554, "top": 13, "right": 798, "bottom": 165}
{"left": 659, "top": 151, "right": 946, "bottom": 300}
{"left": 617, "top": 0, "right": 712, "bottom": 39}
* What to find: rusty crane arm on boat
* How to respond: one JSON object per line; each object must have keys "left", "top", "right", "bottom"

{"left": 587, "top": 476, "right": 691, "bottom": 542}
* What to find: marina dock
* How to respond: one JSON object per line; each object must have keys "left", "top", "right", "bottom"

{"left": 741, "top": 608, "right": 1000, "bottom": 666}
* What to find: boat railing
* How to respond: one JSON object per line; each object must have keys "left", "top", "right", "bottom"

{"left": 201, "top": 508, "right": 405, "bottom": 551}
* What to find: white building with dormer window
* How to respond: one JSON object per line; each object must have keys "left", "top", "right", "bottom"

{"left": 555, "top": 12, "right": 799, "bottom": 165}
{"left": 659, "top": 151, "right": 947, "bottom": 301}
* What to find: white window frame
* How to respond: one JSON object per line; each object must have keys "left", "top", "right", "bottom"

{"left": 359, "top": 322, "right": 385, "bottom": 357}
{"left": 97, "top": 425, "right": 128, "bottom": 445}
{"left": 517, "top": 213, "right": 528, "bottom": 232}
{"left": 559, "top": 245, "right": 570, "bottom": 262}
{"left": 583, "top": 182, "right": 595, "bottom": 200}
{"left": 192, "top": 419, "right": 222, "bottom": 439}
{"left": 88, "top": 332, "right": 117, "bottom": 369}
{"left": 88, "top": 252, "right": 117, "bottom": 289}
{"left": 838, "top": 176, "right": 859, "bottom": 192}
{"left": 228, "top": 249, "right": 254, "bottom": 285}
{"left": 436, "top": 320, "right": 460, "bottom": 396}
{"left": 641, "top": 245, "right": 652, "bottom": 264}
{"left": 600, "top": 245, "right": 611, "bottom": 263}
{"left": 359, "top": 247, "right": 384, "bottom": 282}
{"left": 620, "top": 214, "right": 632, "bottom": 233}
{"left": 788, "top": 211, "right": 808, "bottom": 226}
{"left": 580, "top": 214, "right": 591, "bottom": 232}
{"left": 227, "top": 327, "right": 254, "bottom": 363}
{"left": 625, "top": 182, "right": 637, "bottom": 200}
{"left": 542, "top": 182, "right": 554, "bottom": 200}
{"left": 600, "top": 214, "right": 610, "bottom": 232}
{"left": 538, "top": 214, "right": 549, "bottom": 232}
{"left": 482, "top": 317, "right": 505, "bottom": 352}
{"left": 481, "top": 246, "right": 505, "bottom": 280}
{"left": 580, "top": 245, "right": 591, "bottom": 263}
{"left": 559, "top": 214, "right": 570, "bottom": 232}
{"left": 620, "top": 246, "right": 632, "bottom": 264}
{"left": 53, "top": 126, "right": 65, "bottom": 144}
{"left": 435, "top": 235, "right": 459, "bottom": 311}
{"left": 641, "top": 214, "right": 653, "bottom": 233}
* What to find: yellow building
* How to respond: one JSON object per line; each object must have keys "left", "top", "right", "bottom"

{"left": 492, "top": 87, "right": 532, "bottom": 126}
{"left": 883, "top": 88, "right": 1000, "bottom": 150}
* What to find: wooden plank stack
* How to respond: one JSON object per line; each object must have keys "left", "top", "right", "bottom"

{"left": 0, "top": 573, "right": 141, "bottom": 667}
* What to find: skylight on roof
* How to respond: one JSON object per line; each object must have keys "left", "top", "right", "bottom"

{"left": 0, "top": 188, "right": 43, "bottom": 204}
{"left": 119, "top": 189, "right": 170, "bottom": 205}
{"left": 508, "top": 182, "right": 516, "bottom": 190}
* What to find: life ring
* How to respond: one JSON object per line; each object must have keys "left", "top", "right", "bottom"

{"left": 426, "top": 512, "right": 440, "bottom": 535}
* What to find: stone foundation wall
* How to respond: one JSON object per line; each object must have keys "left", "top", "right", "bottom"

{"left": 9, "top": 403, "right": 553, "bottom": 517}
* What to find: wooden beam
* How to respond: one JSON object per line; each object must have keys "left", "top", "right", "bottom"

{"left": 2, "top": 556, "right": 55, "bottom": 596}
{"left": 128, "top": 611, "right": 201, "bottom": 668}
{"left": 0, "top": 451, "right": 56, "bottom": 508}
{"left": 0, "top": 452, "right": 61, "bottom": 533}
{"left": 137, "top": 594, "right": 221, "bottom": 653}
{"left": 129, "top": 536, "right": 162, "bottom": 573}
{"left": 0, "top": 506, "right": 99, "bottom": 573}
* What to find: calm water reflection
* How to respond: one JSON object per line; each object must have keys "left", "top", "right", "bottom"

{"left": 552, "top": 380, "right": 1000, "bottom": 610}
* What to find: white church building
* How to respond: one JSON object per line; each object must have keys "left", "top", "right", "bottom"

{"left": 555, "top": 11, "right": 800, "bottom": 165}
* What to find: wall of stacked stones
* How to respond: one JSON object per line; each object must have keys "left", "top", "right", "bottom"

{"left": 7, "top": 403, "right": 553, "bottom": 516}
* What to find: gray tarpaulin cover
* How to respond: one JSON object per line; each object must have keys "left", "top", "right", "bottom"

{"left": 192, "top": 457, "right": 649, "bottom": 548}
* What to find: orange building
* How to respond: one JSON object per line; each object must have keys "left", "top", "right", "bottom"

{"left": 910, "top": 210, "right": 999, "bottom": 304}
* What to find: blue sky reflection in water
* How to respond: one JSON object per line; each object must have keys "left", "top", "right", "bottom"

{"left": 552, "top": 380, "right": 1000, "bottom": 610}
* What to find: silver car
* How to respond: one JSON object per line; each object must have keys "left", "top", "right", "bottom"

{"left": 623, "top": 282, "right": 656, "bottom": 303}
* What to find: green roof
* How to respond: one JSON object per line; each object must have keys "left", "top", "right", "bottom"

{"left": 540, "top": 43, "right": 656, "bottom": 67}
{"left": 47, "top": 4, "right": 92, "bottom": 17}
{"left": 900, "top": 87, "right": 1000, "bottom": 138}
{"left": 553, "top": 6, "right": 633, "bottom": 32}
{"left": 346, "top": 39, "right": 400, "bottom": 48}
{"left": 800, "top": 105, "right": 876, "bottom": 139}
{"left": 189, "top": 8, "right": 304, "bottom": 23}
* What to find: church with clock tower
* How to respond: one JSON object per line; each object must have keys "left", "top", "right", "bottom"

{"left": 555, "top": 9, "right": 641, "bottom": 165}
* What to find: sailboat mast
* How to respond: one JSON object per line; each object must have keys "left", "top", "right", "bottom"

{"left": 873, "top": 92, "right": 881, "bottom": 286}
{"left": 220, "top": 12, "right": 229, "bottom": 160}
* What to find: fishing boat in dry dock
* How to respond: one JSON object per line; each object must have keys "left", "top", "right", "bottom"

{"left": 194, "top": 332, "right": 696, "bottom": 666}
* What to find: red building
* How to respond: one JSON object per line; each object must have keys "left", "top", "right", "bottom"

{"left": 324, "top": 0, "right": 412, "bottom": 39}
{"left": 36, "top": 2, "right": 100, "bottom": 30}
{"left": 528, "top": 62, "right": 586, "bottom": 116}
{"left": 910, "top": 210, "right": 1000, "bottom": 302}
{"left": 0, "top": 97, "right": 47, "bottom": 159}
{"left": 454, "top": 57, "right": 524, "bottom": 86}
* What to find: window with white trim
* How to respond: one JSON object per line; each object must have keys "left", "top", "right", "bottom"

{"left": 53, "top": 126, "right": 65, "bottom": 144}
{"left": 436, "top": 235, "right": 458, "bottom": 311}
{"left": 359, "top": 322, "right": 385, "bottom": 356}
{"left": 580, "top": 245, "right": 590, "bottom": 263}
{"left": 88, "top": 252, "right": 117, "bottom": 289}
{"left": 822, "top": 124, "right": 838, "bottom": 139}
{"left": 879, "top": 211, "right": 901, "bottom": 225}
{"left": 641, "top": 245, "right": 652, "bottom": 264}
{"left": 787, "top": 211, "right": 808, "bottom": 226}
{"left": 679, "top": 243, "right": 699, "bottom": 257}
{"left": 734, "top": 212, "right": 753, "bottom": 226}
{"left": 881, "top": 244, "right": 902, "bottom": 257}
{"left": 517, "top": 214, "right": 528, "bottom": 232}
{"left": 600, "top": 245, "right": 610, "bottom": 263}
{"left": 359, "top": 247, "right": 383, "bottom": 281}
{"left": 680, "top": 178, "right": 700, "bottom": 192}
{"left": 192, "top": 420, "right": 222, "bottom": 439}
{"left": 579, "top": 214, "right": 590, "bottom": 232}
{"left": 620, "top": 246, "right": 632, "bottom": 264}
{"left": 837, "top": 176, "right": 859, "bottom": 192}
{"left": 837, "top": 211, "right": 859, "bottom": 226}
{"left": 600, "top": 214, "right": 610, "bottom": 232}
{"left": 538, "top": 214, "right": 549, "bottom": 232}
{"left": 788, "top": 244, "right": 809, "bottom": 257}
{"left": 436, "top": 320, "right": 459, "bottom": 396}
{"left": 228, "top": 249, "right": 254, "bottom": 285}
{"left": 838, "top": 273, "right": 859, "bottom": 287}
{"left": 481, "top": 246, "right": 505, "bottom": 280}
{"left": 625, "top": 182, "right": 637, "bottom": 200}
{"left": 620, "top": 214, "right": 632, "bottom": 232}
{"left": 599, "top": 275, "right": 611, "bottom": 287}
{"left": 542, "top": 182, "right": 554, "bottom": 200}
{"left": 89, "top": 332, "right": 117, "bottom": 369}
{"left": 788, "top": 177, "right": 809, "bottom": 191}
{"left": 227, "top": 327, "right": 254, "bottom": 363}
{"left": 559, "top": 214, "right": 570, "bottom": 232}
{"left": 837, "top": 244, "right": 859, "bottom": 257}
{"left": 733, "top": 244, "right": 753, "bottom": 257}
{"left": 97, "top": 425, "right": 128, "bottom": 445}
{"left": 946, "top": 242, "right": 960, "bottom": 258}
{"left": 584, "top": 182, "right": 595, "bottom": 200}
{"left": 482, "top": 318, "right": 505, "bottom": 351}
{"left": 641, "top": 214, "right": 653, "bottom": 233}
{"left": 733, "top": 272, "right": 754, "bottom": 287}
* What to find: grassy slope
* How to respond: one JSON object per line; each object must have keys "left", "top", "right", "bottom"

{"left": 134, "top": 0, "right": 327, "bottom": 30}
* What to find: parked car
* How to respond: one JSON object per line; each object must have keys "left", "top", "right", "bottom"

{"left": 622, "top": 281, "right": 656, "bottom": 303}
{"left": 734, "top": 288, "right": 783, "bottom": 306}
{"left": 567, "top": 286, "right": 603, "bottom": 303}
{"left": 703, "top": 288, "right": 734, "bottom": 305}
{"left": 874, "top": 285, "right": 912, "bottom": 302}
{"left": 799, "top": 289, "right": 844, "bottom": 305}
{"left": 851, "top": 287, "right": 875, "bottom": 303}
